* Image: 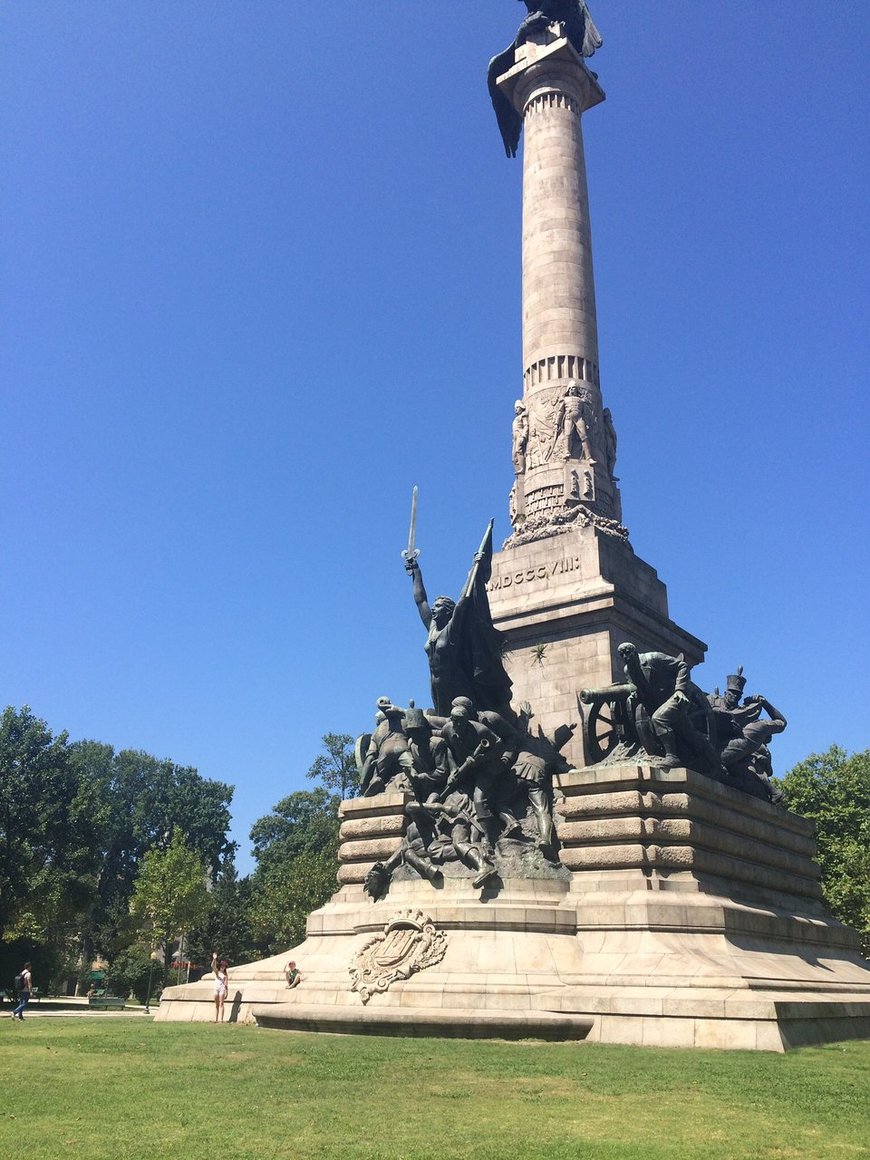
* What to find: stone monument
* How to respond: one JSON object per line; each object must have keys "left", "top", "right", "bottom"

{"left": 486, "top": 2, "right": 703, "bottom": 767}
{"left": 157, "top": 4, "right": 870, "bottom": 1049}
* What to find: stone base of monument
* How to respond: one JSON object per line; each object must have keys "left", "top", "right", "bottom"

{"left": 156, "top": 767, "right": 870, "bottom": 1050}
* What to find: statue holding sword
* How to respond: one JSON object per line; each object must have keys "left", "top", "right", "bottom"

{"left": 402, "top": 489, "right": 513, "bottom": 720}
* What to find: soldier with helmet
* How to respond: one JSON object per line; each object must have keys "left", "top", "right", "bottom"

{"left": 709, "top": 668, "right": 787, "bottom": 802}
{"left": 402, "top": 704, "right": 449, "bottom": 802}
{"left": 359, "top": 698, "right": 411, "bottom": 796}
{"left": 441, "top": 703, "right": 510, "bottom": 848}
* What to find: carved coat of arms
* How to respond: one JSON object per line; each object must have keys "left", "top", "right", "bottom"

{"left": 349, "top": 908, "right": 447, "bottom": 1004}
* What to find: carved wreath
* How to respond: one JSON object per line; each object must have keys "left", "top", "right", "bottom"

{"left": 349, "top": 908, "right": 448, "bottom": 1004}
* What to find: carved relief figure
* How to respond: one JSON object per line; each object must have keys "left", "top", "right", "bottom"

{"left": 512, "top": 400, "right": 529, "bottom": 475}
{"left": 601, "top": 406, "right": 617, "bottom": 478}
{"left": 582, "top": 469, "right": 594, "bottom": 499}
{"left": 525, "top": 413, "right": 545, "bottom": 469}
{"left": 552, "top": 383, "right": 596, "bottom": 463}
{"left": 523, "top": 388, "right": 562, "bottom": 468}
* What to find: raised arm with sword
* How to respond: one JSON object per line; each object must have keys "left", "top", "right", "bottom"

{"left": 402, "top": 494, "right": 511, "bottom": 718}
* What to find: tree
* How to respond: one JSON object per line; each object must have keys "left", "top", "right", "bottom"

{"left": 305, "top": 733, "right": 359, "bottom": 799}
{"left": 778, "top": 746, "right": 870, "bottom": 955}
{"left": 249, "top": 786, "right": 342, "bottom": 948}
{"left": 129, "top": 829, "right": 211, "bottom": 983}
{"left": 186, "top": 858, "right": 265, "bottom": 969}
{"left": 250, "top": 787, "right": 340, "bottom": 875}
{"left": 106, "top": 942, "right": 160, "bottom": 1004}
{"left": 0, "top": 706, "right": 99, "bottom": 948}
{"left": 249, "top": 846, "right": 340, "bottom": 953}
{"left": 248, "top": 735, "right": 356, "bottom": 953}
{"left": 69, "top": 741, "right": 236, "bottom": 959}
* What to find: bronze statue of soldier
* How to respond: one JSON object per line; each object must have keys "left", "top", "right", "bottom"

{"left": 404, "top": 514, "right": 513, "bottom": 719}
{"left": 359, "top": 699, "right": 410, "bottom": 797}
{"left": 441, "top": 703, "right": 512, "bottom": 849}
{"left": 709, "top": 668, "right": 787, "bottom": 802}
{"left": 581, "top": 643, "right": 725, "bottom": 778}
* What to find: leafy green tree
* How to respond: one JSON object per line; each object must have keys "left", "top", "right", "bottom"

{"left": 306, "top": 732, "right": 359, "bottom": 799}
{"left": 129, "top": 829, "right": 211, "bottom": 983}
{"left": 250, "top": 846, "right": 340, "bottom": 953}
{"left": 249, "top": 787, "right": 341, "bottom": 949}
{"left": 250, "top": 787, "right": 340, "bottom": 875}
{"left": 247, "top": 735, "right": 356, "bottom": 953}
{"left": 778, "top": 746, "right": 870, "bottom": 955}
{"left": 186, "top": 859, "right": 266, "bottom": 969}
{"left": 69, "top": 741, "right": 235, "bottom": 959}
{"left": 106, "top": 942, "right": 160, "bottom": 1004}
{"left": 0, "top": 706, "right": 99, "bottom": 948}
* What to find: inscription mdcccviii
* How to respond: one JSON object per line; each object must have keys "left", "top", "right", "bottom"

{"left": 487, "top": 556, "right": 582, "bottom": 591}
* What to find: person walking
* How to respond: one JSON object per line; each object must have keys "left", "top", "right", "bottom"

{"left": 213, "top": 959, "right": 229, "bottom": 1022}
{"left": 11, "top": 962, "right": 33, "bottom": 1020}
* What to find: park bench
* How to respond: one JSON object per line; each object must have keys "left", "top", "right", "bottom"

{"left": 1, "top": 987, "right": 40, "bottom": 1003}
{"left": 88, "top": 993, "right": 126, "bottom": 1010}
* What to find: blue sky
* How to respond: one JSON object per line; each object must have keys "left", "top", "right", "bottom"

{"left": 3, "top": 2, "right": 868, "bottom": 873}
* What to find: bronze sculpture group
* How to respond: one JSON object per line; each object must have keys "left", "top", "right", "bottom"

{"left": 360, "top": 691, "right": 572, "bottom": 899}
{"left": 359, "top": 520, "right": 573, "bottom": 900}
{"left": 580, "top": 650, "right": 787, "bottom": 804}
{"left": 355, "top": 500, "right": 787, "bottom": 901}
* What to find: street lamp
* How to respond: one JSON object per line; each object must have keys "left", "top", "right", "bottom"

{"left": 145, "top": 951, "right": 159, "bottom": 1015}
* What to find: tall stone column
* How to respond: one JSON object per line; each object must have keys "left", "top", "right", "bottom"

{"left": 499, "top": 32, "right": 621, "bottom": 532}
{"left": 489, "top": 27, "right": 704, "bottom": 766}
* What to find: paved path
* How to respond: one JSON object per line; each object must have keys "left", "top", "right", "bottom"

{"left": 5, "top": 1001, "right": 152, "bottom": 1019}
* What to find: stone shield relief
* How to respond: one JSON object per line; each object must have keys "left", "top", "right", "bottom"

{"left": 349, "top": 908, "right": 448, "bottom": 1004}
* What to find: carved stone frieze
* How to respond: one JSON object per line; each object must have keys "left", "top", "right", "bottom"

{"left": 525, "top": 387, "right": 564, "bottom": 468}
{"left": 503, "top": 502, "right": 629, "bottom": 548}
{"left": 349, "top": 908, "right": 448, "bottom": 1004}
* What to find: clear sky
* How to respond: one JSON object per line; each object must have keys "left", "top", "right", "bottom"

{"left": 3, "top": 2, "right": 868, "bottom": 874}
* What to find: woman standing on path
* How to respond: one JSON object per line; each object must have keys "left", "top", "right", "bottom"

{"left": 213, "top": 959, "right": 229, "bottom": 1022}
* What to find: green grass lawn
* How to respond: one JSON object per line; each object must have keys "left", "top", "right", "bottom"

{"left": 1, "top": 1019, "right": 868, "bottom": 1160}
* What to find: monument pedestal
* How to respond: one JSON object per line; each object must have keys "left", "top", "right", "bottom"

{"left": 488, "top": 525, "right": 706, "bottom": 768}
{"left": 551, "top": 764, "right": 870, "bottom": 1049}
{"left": 156, "top": 771, "right": 870, "bottom": 1050}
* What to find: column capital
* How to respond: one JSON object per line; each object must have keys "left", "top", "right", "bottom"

{"left": 496, "top": 31, "right": 605, "bottom": 118}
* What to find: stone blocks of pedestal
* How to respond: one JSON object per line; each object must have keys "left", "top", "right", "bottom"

{"left": 157, "top": 774, "right": 870, "bottom": 1049}
{"left": 336, "top": 791, "right": 408, "bottom": 885}
{"left": 157, "top": 872, "right": 595, "bottom": 1038}
{"left": 156, "top": 793, "right": 591, "bottom": 1036}
{"left": 487, "top": 523, "right": 706, "bottom": 768}
{"left": 558, "top": 765, "right": 826, "bottom": 913}
{"left": 543, "top": 765, "right": 870, "bottom": 1050}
